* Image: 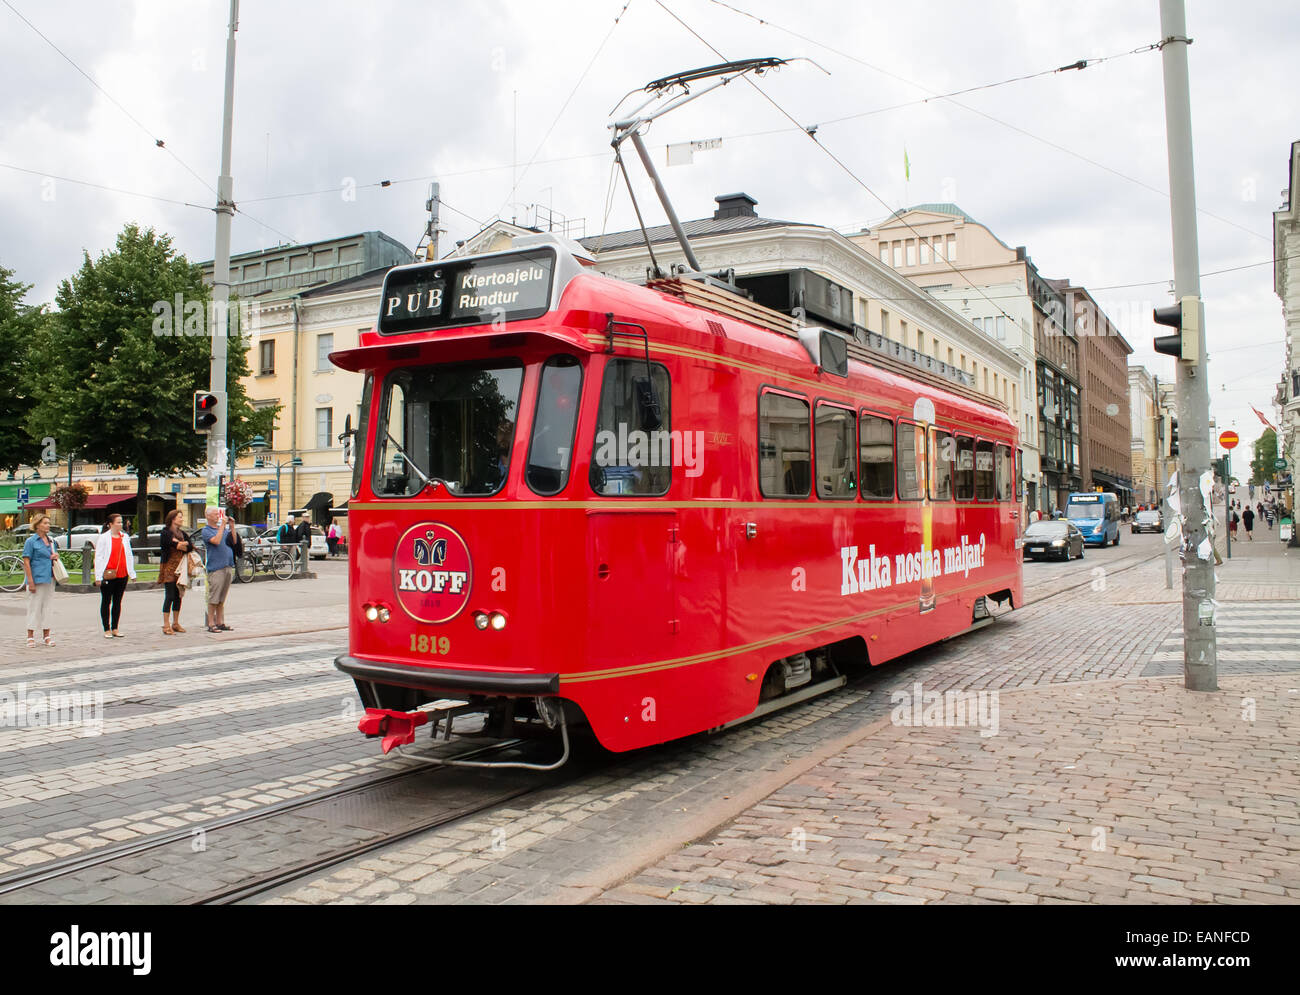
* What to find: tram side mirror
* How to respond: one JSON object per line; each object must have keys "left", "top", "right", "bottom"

{"left": 634, "top": 376, "right": 662, "bottom": 431}
{"left": 798, "top": 327, "right": 848, "bottom": 377}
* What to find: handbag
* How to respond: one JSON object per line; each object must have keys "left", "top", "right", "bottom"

{"left": 104, "top": 568, "right": 117, "bottom": 580}
{"left": 51, "top": 556, "right": 69, "bottom": 583}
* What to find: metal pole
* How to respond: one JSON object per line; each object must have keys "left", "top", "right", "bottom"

{"left": 1154, "top": 376, "right": 1172, "bottom": 588}
{"left": 627, "top": 129, "right": 704, "bottom": 273}
{"left": 1224, "top": 452, "right": 1231, "bottom": 560}
{"left": 1159, "top": 0, "right": 1217, "bottom": 691}
{"left": 207, "top": 0, "right": 239, "bottom": 509}
{"left": 276, "top": 463, "right": 281, "bottom": 526}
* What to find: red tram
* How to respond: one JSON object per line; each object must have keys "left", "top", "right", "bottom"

{"left": 331, "top": 233, "right": 1022, "bottom": 764}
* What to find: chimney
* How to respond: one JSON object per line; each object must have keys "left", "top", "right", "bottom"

{"left": 714, "top": 192, "right": 758, "bottom": 219}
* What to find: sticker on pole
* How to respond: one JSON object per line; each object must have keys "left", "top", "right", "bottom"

{"left": 392, "top": 522, "right": 473, "bottom": 624}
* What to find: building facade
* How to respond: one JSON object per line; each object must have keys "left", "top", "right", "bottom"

{"left": 1049, "top": 280, "right": 1135, "bottom": 503}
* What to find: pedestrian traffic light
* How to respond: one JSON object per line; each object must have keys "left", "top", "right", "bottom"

{"left": 1169, "top": 417, "right": 1179, "bottom": 458}
{"left": 193, "top": 391, "right": 220, "bottom": 432}
{"left": 1152, "top": 295, "right": 1201, "bottom": 361}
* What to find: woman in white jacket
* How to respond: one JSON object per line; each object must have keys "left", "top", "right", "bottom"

{"left": 93, "top": 514, "right": 137, "bottom": 638}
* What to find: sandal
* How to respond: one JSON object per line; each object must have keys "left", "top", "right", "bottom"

{"left": 104, "top": 631, "right": 114, "bottom": 639}
{"left": 207, "top": 625, "right": 222, "bottom": 633}
{"left": 218, "top": 624, "right": 233, "bottom": 631}
{"left": 25, "top": 637, "right": 35, "bottom": 649}
{"left": 44, "top": 635, "right": 55, "bottom": 647}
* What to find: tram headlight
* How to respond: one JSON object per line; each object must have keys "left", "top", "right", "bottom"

{"left": 489, "top": 611, "right": 507, "bottom": 631}
{"left": 378, "top": 607, "right": 391, "bottom": 623}
{"left": 473, "top": 611, "right": 490, "bottom": 630}
{"left": 364, "top": 603, "right": 380, "bottom": 621}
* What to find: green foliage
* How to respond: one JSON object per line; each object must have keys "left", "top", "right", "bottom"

{"left": 1250, "top": 428, "right": 1278, "bottom": 485}
{"left": 0, "top": 265, "right": 47, "bottom": 472}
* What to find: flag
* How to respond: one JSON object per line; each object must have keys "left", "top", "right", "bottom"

{"left": 904, "top": 147, "right": 910, "bottom": 181}
{"left": 1251, "top": 405, "right": 1277, "bottom": 432}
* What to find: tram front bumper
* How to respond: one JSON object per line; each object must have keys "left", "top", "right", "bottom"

{"left": 335, "top": 655, "right": 560, "bottom": 697}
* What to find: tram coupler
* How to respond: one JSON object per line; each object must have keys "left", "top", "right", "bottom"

{"left": 358, "top": 707, "right": 430, "bottom": 754}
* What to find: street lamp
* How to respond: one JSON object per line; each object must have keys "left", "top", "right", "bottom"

{"left": 254, "top": 454, "right": 302, "bottom": 526}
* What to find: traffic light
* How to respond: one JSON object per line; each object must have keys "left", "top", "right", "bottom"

{"left": 1152, "top": 295, "right": 1201, "bottom": 361}
{"left": 193, "top": 391, "right": 220, "bottom": 432}
{"left": 1169, "top": 417, "right": 1179, "bottom": 458}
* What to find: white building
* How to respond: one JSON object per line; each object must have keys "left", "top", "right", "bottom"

{"left": 1274, "top": 140, "right": 1300, "bottom": 516}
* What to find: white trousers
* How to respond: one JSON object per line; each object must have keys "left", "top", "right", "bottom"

{"left": 26, "top": 581, "right": 54, "bottom": 632}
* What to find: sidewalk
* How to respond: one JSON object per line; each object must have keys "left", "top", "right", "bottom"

{"left": 594, "top": 540, "right": 1300, "bottom": 905}
{"left": 0, "top": 561, "right": 348, "bottom": 668}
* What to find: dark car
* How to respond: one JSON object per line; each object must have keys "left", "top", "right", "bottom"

{"left": 1021, "top": 520, "right": 1084, "bottom": 561}
{"left": 1131, "top": 509, "right": 1163, "bottom": 534}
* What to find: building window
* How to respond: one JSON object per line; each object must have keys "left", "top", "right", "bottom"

{"left": 759, "top": 390, "right": 811, "bottom": 498}
{"left": 815, "top": 403, "right": 856, "bottom": 500}
{"left": 946, "top": 234, "right": 956, "bottom": 260}
{"left": 920, "top": 239, "right": 931, "bottom": 264}
{"left": 900, "top": 320, "right": 908, "bottom": 346}
{"left": 947, "top": 347, "right": 954, "bottom": 365}
{"left": 316, "top": 333, "right": 334, "bottom": 372}
{"left": 996, "top": 315, "right": 1006, "bottom": 339}
{"left": 881, "top": 310, "right": 891, "bottom": 338}
{"left": 259, "top": 339, "right": 275, "bottom": 374}
{"left": 316, "top": 407, "right": 332, "bottom": 448}
{"left": 880, "top": 244, "right": 889, "bottom": 264}
{"left": 906, "top": 240, "right": 916, "bottom": 266}
{"left": 893, "top": 243, "right": 903, "bottom": 268}
{"left": 917, "top": 329, "right": 925, "bottom": 352}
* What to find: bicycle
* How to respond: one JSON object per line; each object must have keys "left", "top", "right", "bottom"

{"left": 235, "top": 543, "right": 295, "bottom": 583}
{"left": 0, "top": 553, "right": 26, "bottom": 593}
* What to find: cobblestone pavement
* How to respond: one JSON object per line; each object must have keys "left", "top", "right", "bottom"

{"left": 596, "top": 673, "right": 1300, "bottom": 905}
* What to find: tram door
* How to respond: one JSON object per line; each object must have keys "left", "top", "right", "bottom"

{"left": 585, "top": 511, "right": 679, "bottom": 669}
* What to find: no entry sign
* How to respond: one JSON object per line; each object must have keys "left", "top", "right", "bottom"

{"left": 1219, "top": 431, "right": 1239, "bottom": 450}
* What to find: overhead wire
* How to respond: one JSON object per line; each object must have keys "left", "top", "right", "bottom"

{"left": 703, "top": 0, "right": 1271, "bottom": 245}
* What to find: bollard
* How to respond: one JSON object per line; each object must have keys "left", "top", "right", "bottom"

{"left": 81, "top": 543, "right": 93, "bottom": 585}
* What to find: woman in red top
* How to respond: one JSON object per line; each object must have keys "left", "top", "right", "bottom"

{"left": 93, "top": 513, "right": 137, "bottom": 638}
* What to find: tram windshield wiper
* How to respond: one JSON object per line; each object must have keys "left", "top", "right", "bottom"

{"left": 386, "top": 432, "right": 435, "bottom": 489}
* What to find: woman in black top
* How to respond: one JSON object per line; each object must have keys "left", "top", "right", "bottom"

{"left": 158, "top": 509, "right": 192, "bottom": 634}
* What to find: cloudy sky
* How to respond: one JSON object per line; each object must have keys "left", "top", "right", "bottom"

{"left": 2, "top": 0, "right": 1295, "bottom": 462}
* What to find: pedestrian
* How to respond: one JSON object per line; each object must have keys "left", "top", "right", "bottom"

{"left": 200, "top": 506, "right": 236, "bottom": 633}
{"left": 21, "top": 513, "right": 60, "bottom": 648}
{"left": 227, "top": 509, "right": 245, "bottom": 563}
{"left": 92, "top": 513, "right": 136, "bottom": 638}
{"left": 157, "top": 509, "right": 193, "bottom": 635}
{"left": 295, "top": 513, "right": 312, "bottom": 549}
{"left": 276, "top": 515, "right": 293, "bottom": 546}
{"left": 1242, "top": 505, "right": 1255, "bottom": 541}
{"left": 327, "top": 520, "right": 340, "bottom": 556}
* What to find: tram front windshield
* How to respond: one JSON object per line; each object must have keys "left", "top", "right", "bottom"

{"left": 374, "top": 360, "right": 523, "bottom": 497}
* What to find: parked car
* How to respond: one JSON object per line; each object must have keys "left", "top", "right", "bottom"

{"left": 1021, "top": 520, "right": 1085, "bottom": 561}
{"left": 1130, "top": 509, "right": 1163, "bottom": 534}
{"left": 256, "top": 525, "right": 328, "bottom": 560}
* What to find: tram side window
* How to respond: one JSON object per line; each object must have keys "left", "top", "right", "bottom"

{"left": 995, "top": 444, "right": 1013, "bottom": 501}
{"left": 815, "top": 404, "right": 856, "bottom": 499}
{"left": 930, "top": 428, "right": 954, "bottom": 501}
{"left": 350, "top": 372, "right": 373, "bottom": 498}
{"left": 759, "top": 392, "right": 811, "bottom": 497}
{"left": 589, "top": 359, "right": 672, "bottom": 496}
{"left": 954, "top": 435, "right": 975, "bottom": 500}
{"left": 527, "top": 355, "right": 583, "bottom": 496}
{"left": 373, "top": 360, "right": 524, "bottom": 497}
{"left": 975, "top": 440, "right": 996, "bottom": 500}
{"left": 859, "top": 413, "right": 894, "bottom": 500}
{"left": 896, "top": 421, "right": 924, "bottom": 500}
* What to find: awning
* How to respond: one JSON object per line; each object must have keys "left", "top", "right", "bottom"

{"left": 329, "top": 500, "right": 348, "bottom": 516}
{"left": 26, "top": 493, "right": 127, "bottom": 511}
{"left": 304, "top": 491, "right": 334, "bottom": 511}
{"left": 0, "top": 500, "right": 17, "bottom": 515}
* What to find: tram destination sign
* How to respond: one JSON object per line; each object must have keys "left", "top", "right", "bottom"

{"left": 378, "top": 248, "right": 555, "bottom": 335}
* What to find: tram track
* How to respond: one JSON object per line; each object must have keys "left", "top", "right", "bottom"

{"left": 0, "top": 738, "right": 586, "bottom": 905}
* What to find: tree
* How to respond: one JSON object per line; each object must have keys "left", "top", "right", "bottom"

{"left": 28, "top": 224, "right": 279, "bottom": 544}
{"left": 1250, "top": 428, "right": 1278, "bottom": 486}
{"left": 0, "top": 264, "right": 47, "bottom": 473}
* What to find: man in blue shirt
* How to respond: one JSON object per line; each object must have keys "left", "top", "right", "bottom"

{"left": 200, "top": 506, "right": 236, "bottom": 633}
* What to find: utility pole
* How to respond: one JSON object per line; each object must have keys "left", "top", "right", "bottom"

{"left": 207, "top": 0, "right": 239, "bottom": 510}
{"left": 1153, "top": 377, "right": 1172, "bottom": 589}
{"left": 1159, "top": 0, "right": 1217, "bottom": 691}
{"left": 425, "top": 182, "right": 443, "bottom": 261}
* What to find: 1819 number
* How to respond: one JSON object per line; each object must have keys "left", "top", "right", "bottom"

{"left": 410, "top": 633, "right": 451, "bottom": 655}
